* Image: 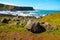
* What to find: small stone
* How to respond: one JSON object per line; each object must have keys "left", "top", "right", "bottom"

{"left": 53, "top": 26, "right": 58, "bottom": 30}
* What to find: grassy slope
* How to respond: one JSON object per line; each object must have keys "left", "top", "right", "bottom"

{"left": 0, "top": 13, "right": 60, "bottom": 40}
{"left": 37, "top": 12, "right": 60, "bottom": 40}
{"left": 40, "top": 13, "right": 60, "bottom": 26}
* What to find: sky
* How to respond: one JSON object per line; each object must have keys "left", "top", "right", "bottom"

{"left": 0, "top": 0, "right": 60, "bottom": 10}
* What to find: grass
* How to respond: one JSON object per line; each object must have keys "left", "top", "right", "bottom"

{"left": 40, "top": 13, "right": 60, "bottom": 27}
{"left": 0, "top": 13, "right": 60, "bottom": 40}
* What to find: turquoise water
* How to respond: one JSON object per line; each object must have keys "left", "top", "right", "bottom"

{"left": 32, "top": 10, "right": 60, "bottom": 17}
{"left": 0, "top": 10, "right": 60, "bottom": 18}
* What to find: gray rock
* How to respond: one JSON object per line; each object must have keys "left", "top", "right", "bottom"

{"left": 26, "top": 21, "right": 58, "bottom": 33}
{"left": 26, "top": 20, "right": 46, "bottom": 33}
{"left": 1, "top": 18, "right": 11, "bottom": 23}
{"left": 40, "top": 22, "right": 52, "bottom": 30}
{"left": 53, "top": 26, "right": 58, "bottom": 30}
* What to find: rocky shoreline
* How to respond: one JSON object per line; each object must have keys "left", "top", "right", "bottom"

{"left": 0, "top": 14, "right": 58, "bottom": 34}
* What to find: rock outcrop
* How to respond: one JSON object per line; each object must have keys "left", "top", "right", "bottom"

{"left": 26, "top": 20, "right": 46, "bottom": 33}
{"left": 26, "top": 20, "right": 58, "bottom": 33}
{"left": 1, "top": 18, "right": 11, "bottom": 23}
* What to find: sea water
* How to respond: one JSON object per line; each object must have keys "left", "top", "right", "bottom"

{"left": 26, "top": 10, "right": 60, "bottom": 18}
{"left": 0, "top": 10, "right": 60, "bottom": 18}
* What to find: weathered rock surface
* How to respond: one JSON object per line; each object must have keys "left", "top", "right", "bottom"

{"left": 1, "top": 18, "right": 11, "bottom": 23}
{"left": 26, "top": 20, "right": 46, "bottom": 33}
{"left": 26, "top": 20, "right": 58, "bottom": 33}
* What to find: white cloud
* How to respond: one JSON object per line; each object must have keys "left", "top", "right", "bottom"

{"left": 0, "top": 1, "right": 15, "bottom": 5}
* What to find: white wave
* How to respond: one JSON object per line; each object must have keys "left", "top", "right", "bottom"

{"left": 42, "top": 14, "right": 46, "bottom": 16}
{"left": 0, "top": 11, "right": 8, "bottom": 14}
{"left": 17, "top": 12, "right": 32, "bottom": 16}
{"left": 0, "top": 11, "right": 47, "bottom": 18}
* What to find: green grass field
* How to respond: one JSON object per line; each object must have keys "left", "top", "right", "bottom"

{"left": 0, "top": 13, "right": 60, "bottom": 40}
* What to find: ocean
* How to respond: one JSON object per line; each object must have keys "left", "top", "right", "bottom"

{"left": 0, "top": 10, "right": 60, "bottom": 18}
{"left": 23, "top": 10, "right": 60, "bottom": 18}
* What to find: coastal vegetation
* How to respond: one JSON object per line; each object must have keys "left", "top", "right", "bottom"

{"left": 0, "top": 12, "right": 60, "bottom": 40}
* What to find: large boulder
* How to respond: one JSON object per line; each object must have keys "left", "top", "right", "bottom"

{"left": 31, "top": 22, "right": 46, "bottom": 33}
{"left": 40, "top": 22, "right": 52, "bottom": 30}
{"left": 26, "top": 20, "right": 46, "bottom": 33}
{"left": 26, "top": 20, "right": 36, "bottom": 30}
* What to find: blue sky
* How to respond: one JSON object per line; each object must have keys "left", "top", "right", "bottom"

{"left": 0, "top": 0, "right": 60, "bottom": 10}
